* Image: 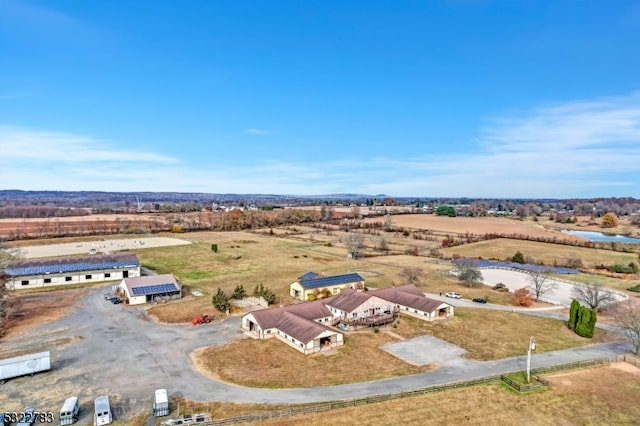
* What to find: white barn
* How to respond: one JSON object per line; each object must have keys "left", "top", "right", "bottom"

{"left": 119, "top": 274, "right": 181, "bottom": 305}
{"left": 3, "top": 253, "right": 140, "bottom": 290}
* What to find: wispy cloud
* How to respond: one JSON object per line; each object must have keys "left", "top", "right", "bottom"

{"left": 1, "top": 92, "right": 640, "bottom": 197}
{"left": 0, "top": 126, "right": 178, "bottom": 163}
{"left": 244, "top": 128, "right": 270, "bottom": 135}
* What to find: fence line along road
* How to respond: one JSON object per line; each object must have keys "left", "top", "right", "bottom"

{"left": 191, "top": 355, "right": 636, "bottom": 426}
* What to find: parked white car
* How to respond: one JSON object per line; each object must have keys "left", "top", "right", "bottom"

{"left": 445, "top": 292, "right": 462, "bottom": 299}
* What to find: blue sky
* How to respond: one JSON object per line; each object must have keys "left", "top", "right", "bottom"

{"left": 1, "top": 0, "right": 640, "bottom": 198}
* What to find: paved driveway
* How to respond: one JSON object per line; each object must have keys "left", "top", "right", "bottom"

{"left": 0, "top": 285, "right": 634, "bottom": 418}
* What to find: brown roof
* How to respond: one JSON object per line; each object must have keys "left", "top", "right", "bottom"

{"left": 277, "top": 311, "right": 334, "bottom": 344}
{"left": 249, "top": 306, "right": 335, "bottom": 344}
{"left": 371, "top": 284, "right": 447, "bottom": 313}
{"left": 121, "top": 274, "right": 180, "bottom": 295}
{"left": 326, "top": 288, "right": 373, "bottom": 312}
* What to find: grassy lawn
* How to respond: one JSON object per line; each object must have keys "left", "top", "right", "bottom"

{"left": 551, "top": 272, "right": 640, "bottom": 294}
{"left": 441, "top": 238, "right": 638, "bottom": 267}
{"left": 191, "top": 307, "right": 622, "bottom": 389}
{"left": 392, "top": 309, "right": 621, "bottom": 360}
{"left": 194, "top": 332, "right": 434, "bottom": 388}
{"left": 254, "top": 363, "right": 640, "bottom": 426}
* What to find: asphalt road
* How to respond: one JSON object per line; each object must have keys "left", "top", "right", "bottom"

{"left": 0, "top": 285, "right": 634, "bottom": 417}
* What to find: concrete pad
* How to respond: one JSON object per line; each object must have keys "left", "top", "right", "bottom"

{"left": 381, "top": 335, "right": 466, "bottom": 366}
{"left": 479, "top": 268, "right": 626, "bottom": 307}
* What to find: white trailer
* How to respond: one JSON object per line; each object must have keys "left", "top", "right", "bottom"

{"left": 93, "top": 396, "right": 112, "bottom": 426}
{"left": 60, "top": 396, "right": 80, "bottom": 425}
{"left": 0, "top": 351, "right": 51, "bottom": 384}
{"left": 153, "top": 388, "right": 170, "bottom": 417}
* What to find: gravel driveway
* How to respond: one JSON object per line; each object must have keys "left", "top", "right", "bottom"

{"left": 0, "top": 285, "right": 633, "bottom": 421}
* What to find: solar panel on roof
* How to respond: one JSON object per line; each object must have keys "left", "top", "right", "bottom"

{"left": 299, "top": 273, "right": 363, "bottom": 289}
{"left": 6, "top": 260, "right": 139, "bottom": 277}
{"left": 131, "top": 283, "right": 178, "bottom": 296}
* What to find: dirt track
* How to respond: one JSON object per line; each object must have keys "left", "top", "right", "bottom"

{"left": 13, "top": 236, "right": 191, "bottom": 259}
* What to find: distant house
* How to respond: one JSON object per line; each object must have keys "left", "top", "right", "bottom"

{"left": 3, "top": 253, "right": 140, "bottom": 290}
{"left": 118, "top": 274, "right": 181, "bottom": 305}
{"left": 289, "top": 272, "right": 365, "bottom": 301}
{"left": 242, "top": 284, "right": 453, "bottom": 354}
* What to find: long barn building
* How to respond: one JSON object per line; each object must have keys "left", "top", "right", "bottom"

{"left": 3, "top": 253, "right": 140, "bottom": 290}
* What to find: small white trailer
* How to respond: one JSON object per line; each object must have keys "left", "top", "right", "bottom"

{"left": 59, "top": 396, "right": 80, "bottom": 425}
{"left": 0, "top": 351, "right": 51, "bottom": 384}
{"left": 153, "top": 388, "right": 170, "bottom": 417}
{"left": 93, "top": 396, "right": 112, "bottom": 426}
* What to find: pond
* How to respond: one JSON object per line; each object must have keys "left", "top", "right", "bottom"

{"left": 561, "top": 229, "right": 640, "bottom": 244}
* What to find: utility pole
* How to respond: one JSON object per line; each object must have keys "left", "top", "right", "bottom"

{"left": 526, "top": 336, "right": 536, "bottom": 384}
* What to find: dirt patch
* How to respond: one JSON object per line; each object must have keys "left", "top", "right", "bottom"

{"left": 2, "top": 288, "right": 88, "bottom": 339}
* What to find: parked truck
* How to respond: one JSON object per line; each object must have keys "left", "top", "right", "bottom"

{"left": 153, "top": 389, "right": 170, "bottom": 417}
{"left": 0, "top": 351, "right": 51, "bottom": 384}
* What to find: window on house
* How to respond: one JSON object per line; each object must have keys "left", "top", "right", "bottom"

{"left": 44, "top": 278, "right": 51, "bottom": 284}
{"left": 105, "top": 273, "right": 111, "bottom": 278}
{"left": 352, "top": 312, "right": 358, "bottom": 318}
{"left": 21, "top": 280, "right": 29, "bottom": 286}
{"left": 375, "top": 307, "right": 381, "bottom": 313}
{"left": 85, "top": 275, "right": 92, "bottom": 279}
{"left": 414, "top": 310, "right": 418, "bottom": 313}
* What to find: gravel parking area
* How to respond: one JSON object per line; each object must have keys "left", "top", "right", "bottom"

{"left": 381, "top": 335, "right": 467, "bottom": 366}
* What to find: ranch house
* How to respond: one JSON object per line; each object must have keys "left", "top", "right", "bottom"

{"left": 289, "top": 271, "right": 365, "bottom": 301}
{"left": 242, "top": 284, "right": 453, "bottom": 354}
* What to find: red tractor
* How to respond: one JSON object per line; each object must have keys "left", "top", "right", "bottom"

{"left": 191, "top": 314, "right": 211, "bottom": 326}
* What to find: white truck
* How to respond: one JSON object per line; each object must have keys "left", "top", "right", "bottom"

{"left": 153, "top": 388, "right": 170, "bottom": 417}
{"left": 0, "top": 351, "right": 51, "bottom": 384}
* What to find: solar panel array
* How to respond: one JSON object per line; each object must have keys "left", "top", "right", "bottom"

{"left": 300, "top": 273, "right": 364, "bottom": 289}
{"left": 131, "top": 283, "right": 179, "bottom": 296}
{"left": 451, "top": 259, "right": 578, "bottom": 275}
{"left": 6, "top": 260, "right": 140, "bottom": 277}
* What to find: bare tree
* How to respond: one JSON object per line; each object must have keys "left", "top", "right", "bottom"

{"left": 383, "top": 214, "right": 393, "bottom": 231}
{"left": 614, "top": 301, "right": 640, "bottom": 354}
{"left": 572, "top": 281, "right": 617, "bottom": 311}
{"left": 528, "top": 271, "right": 556, "bottom": 302}
{"left": 375, "top": 236, "right": 389, "bottom": 254}
{"left": 400, "top": 267, "right": 424, "bottom": 284}
{"left": 342, "top": 232, "right": 365, "bottom": 259}
{"left": 454, "top": 258, "right": 483, "bottom": 288}
{"left": 0, "top": 244, "right": 22, "bottom": 337}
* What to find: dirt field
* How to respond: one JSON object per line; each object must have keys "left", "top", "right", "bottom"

{"left": 365, "top": 214, "right": 587, "bottom": 241}
{"left": 0, "top": 214, "right": 170, "bottom": 239}
{"left": 441, "top": 238, "right": 638, "bottom": 267}
{"left": 1, "top": 288, "right": 88, "bottom": 342}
